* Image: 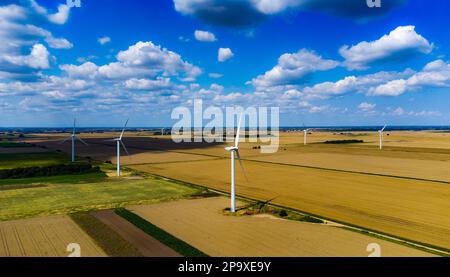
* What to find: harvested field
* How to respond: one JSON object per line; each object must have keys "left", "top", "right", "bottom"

{"left": 93, "top": 210, "right": 181, "bottom": 257}
{"left": 129, "top": 197, "right": 434, "bottom": 257}
{"left": 0, "top": 215, "right": 106, "bottom": 257}
{"left": 130, "top": 159, "right": 450, "bottom": 250}
{"left": 27, "top": 131, "right": 450, "bottom": 251}
{"left": 0, "top": 147, "right": 48, "bottom": 154}
{"left": 251, "top": 152, "right": 450, "bottom": 182}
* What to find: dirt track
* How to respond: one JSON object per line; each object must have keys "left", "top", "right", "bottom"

{"left": 92, "top": 210, "right": 181, "bottom": 257}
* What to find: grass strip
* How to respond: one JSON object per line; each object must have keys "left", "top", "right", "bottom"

{"left": 115, "top": 208, "right": 208, "bottom": 257}
{"left": 70, "top": 212, "right": 143, "bottom": 257}
{"left": 0, "top": 172, "right": 107, "bottom": 186}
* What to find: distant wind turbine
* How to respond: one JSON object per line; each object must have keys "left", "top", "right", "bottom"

{"left": 379, "top": 124, "right": 387, "bottom": 150}
{"left": 61, "top": 119, "right": 88, "bottom": 162}
{"left": 303, "top": 125, "right": 311, "bottom": 145}
{"left": 224, "top": 114, "right": 248, "bottom": 213}
{"left": 106, "top": 119, "right": 130, "bottom": 177}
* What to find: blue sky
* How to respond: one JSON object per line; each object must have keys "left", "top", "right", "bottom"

{"left": 0, "top": 0, "right": 449, "bottom": 127}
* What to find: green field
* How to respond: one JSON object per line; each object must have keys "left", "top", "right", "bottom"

{"left": 0, "top": 152, "right": 69, "bottom": 170}
{"left": 0, "top": 141, "right": 33, "bottom": 148}
{"left": 0, "top": 176, "right": 200, "bottom": 221}
{"left": 0, "top": 172, "right": 107, "bottom": 186}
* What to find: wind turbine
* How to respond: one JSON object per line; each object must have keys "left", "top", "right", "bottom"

{"left": 224, "top": 114, "right": 248, "bottom": 213}
{"left": 106, "top": 119, "right": 130, "bottom": 177}
{"left": 303, "top": 125, "right": 310, "bottom": 145}
{"left": 61, "top": 119, "right": 88, "bottom": 162}
{"left": 378, "top": 124, "right": 387, "bottom": 150}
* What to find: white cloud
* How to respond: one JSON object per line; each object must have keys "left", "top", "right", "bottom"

{"left": 302, "top": 69, "right": 414, "bottom": 99}
{"left": 340, "top": 26, "right": 433, "bottom": 70}
{"left": 98, "top": 36, "right": 111, "bottom": 45}
{"left": 248, "top": 49, "right": 338, "bottom": 89}
{"left": 208, "top": 73, "right": 223, "bottom": 78}
{"left": 218, "top": 48, "right": 234, "bottom": 62}
{"left": 358, "top": 102, "right": 376, "bottom": 112}
{"left": 30, "top": 0, "right": 72, "bottom": 24}
{"left": 194, "top": 30, "right": 217, "bottom": 42}
{"left": 60, "top": 62, "right": 99, "bottom": 79}
{"left": 61, "top": 41, "right": 202, "bottom": 82}
{"left": 117, "top": 41, "right": 202, "bottom": 80}
{"left": 124, "top": 77, "right": 175, "bottom": 91}
{"left": 3, "top": 44, "right": 50, "bottom": 69}
{"left": 369, "top": 79, "right": 407, "bottom": 96}
{"left": 369, "top": 60, "right": 450, "bottom": 96}
{"left": 45, "top": 36, "right": 73, "bottom": 49}
{"left": 0, "top": 3, "right": 73, "bottom": 79}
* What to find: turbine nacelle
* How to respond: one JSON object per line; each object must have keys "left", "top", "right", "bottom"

{"left": 225, "top": 146, "right": 238, "bottom": 152}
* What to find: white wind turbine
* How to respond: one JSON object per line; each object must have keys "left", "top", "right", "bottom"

{"left": 303, "top": 125, "right": 311, "bottom": 145}
{"left": 224, "top": 114, "right": 248, "bottom": 213}
{"left": 106, "top": 119, "right": 130, "bottom": 177}
{"left": 61, "top": 119, "right": 88, "bottom": 162}
{"left": 378, "top": 124, "right": 387, "bottom": 150}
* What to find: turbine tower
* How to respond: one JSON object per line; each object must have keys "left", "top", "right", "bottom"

{"left": 61, "top": 119, "right": 88, "bottom": 162}
{"left": 303, "top": 126, "right": 310, "bottom": 146}
{"left": 224, "top": 114, "right": 247, "bottom": 213}
{"left": 379, "top": 125, "right": 387, "bottom": 150}
{"left": 106, "top": 119, "right": 130, "bottom": 176}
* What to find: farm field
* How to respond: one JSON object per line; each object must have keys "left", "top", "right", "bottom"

{"left": 27, "top": 131, "right": 450, "bottom": 251}
{"left": 250, "top": 152, "right": 450, "bottom": 182}
{"left": 0, "top": 152, "right": 68, "bottom": 170}
{"left": 0, "top": 176, "right": 200, "bottom": 221}
{"left": 0, "top": 215, "right": 106, "bottom": 257}
{"left": 129, "top": 197, "right": 434, "bottom": 257}
{"left": 130, "top": 159, "right": 450, "bottom": 250}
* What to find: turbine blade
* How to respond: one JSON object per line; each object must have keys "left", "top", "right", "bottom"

{"left": 73, "top": 119, "right": 76, "bottom": 135}
{"left": 76, "top": 136, "right": 88, "bottom": 146}
{"left": 120, "top": 119, "right": 129, "bottom": 140}
{"left": 381, "top": 124, "right": 387, "bottom": 132}
{"left": 104, "top": 139, "right": 117, "bottom": 142}
{"left": 120, "top": 140, "right": 130, "bottom": 156}
{"left": 235, "top": 150, "right": 248, "bottom": 182}
{"left": 59, "top": 136, "right": 71, "bottom": 144}
{"left": 235, "top": 113, "right": 243, "bottom": 148}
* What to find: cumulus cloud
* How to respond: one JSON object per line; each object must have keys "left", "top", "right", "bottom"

{"left": 124, "top": 77, "right": 175, "bottom": 91}
{"left": 248, "top": 49, "right": 338, "bottom": 89}
{"left": 218, "top": 48, "right": 233, "bottom": 62}
{"left": 209, "top": 73, "right": 223, "bottom": 79}
{"left": 358, "top": 102, "right": 376, "bottom": 112}
{"left": 369, "top": 59, "right": 450, "bottom": 96}
{"left": 30, "top": 0, "right": 72, "bottom": 24}
{"left": 173, "top": 0, "right": 404, "bottom": 27}
{"left": 98, "top": 36, "right": 111, "bottom": 45}
{"left": 302, "top": 69, "right": 414, "bottom": 99}
{"left": 60, "top": 41, "right": 203, "bottom": 82}
{"left": 0, "top": 3, "right": 73, "bottom": 79}
{"left": 194, "top": 30, "right": 217, "bottom": 42}
{"left": 340, "top": 26, "right": 433, "bottom": 70}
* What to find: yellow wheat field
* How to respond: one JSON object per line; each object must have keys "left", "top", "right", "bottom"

{"left": 0, "top": 215, "right": 106, "bottom": 257}
{"left": 131, "top": 159, "right": 450, "bottom": 250}
{"left": 130, "top": 197, "right": 435, "bottom": 257}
